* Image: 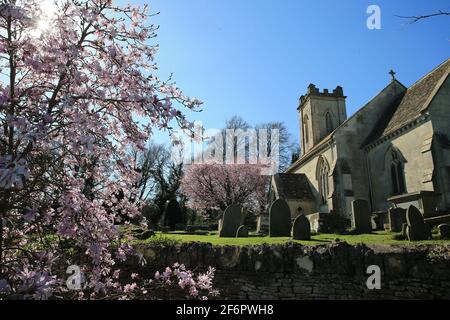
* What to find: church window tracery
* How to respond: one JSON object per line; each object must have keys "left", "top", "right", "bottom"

{"left": 390, "top": 149, "right": 406, "bottom": 195}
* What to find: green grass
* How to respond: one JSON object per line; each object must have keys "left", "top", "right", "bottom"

{"left": 139, "top": 231, "right": 450, "bottom": 247}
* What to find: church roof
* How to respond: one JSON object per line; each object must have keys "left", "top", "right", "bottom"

{"left": 287, "top": 58, "right": 450, "bottom": 173}
{"left": 272, "top": 173, "right": 314, "bottom": 200}
{"left": 288, "top": 79, "right": 405, "bottom": 172}
{"left": 366, "top": 58, "right": 450, "bottom": 144}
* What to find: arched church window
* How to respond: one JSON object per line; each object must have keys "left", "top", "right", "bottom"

{"left": 390, "top": 150, "right": 406, "bottom": 195}
{"left": 317, "top": 157, "right": 329, "bottom": 204}
{"left": 303, "top": 115, "right": 309, "bottom": 144}
{"left": 325, "top": 112, "right": 333, "bottom": 134}
{"left": 392, "top": 150, "right": 398, "bottom": 161}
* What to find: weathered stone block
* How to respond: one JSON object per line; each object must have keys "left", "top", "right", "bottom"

{"left": 388, "top": 207, "right": 407, "bottom": 232}
{"left": 307, "top": 212, "right": 347, "bottom": 233}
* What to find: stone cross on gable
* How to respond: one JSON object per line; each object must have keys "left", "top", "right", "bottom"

{"left": 389, "top": 69, "right": 396, "bottom": 81}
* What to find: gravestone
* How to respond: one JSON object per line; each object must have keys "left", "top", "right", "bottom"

{"left": 406, "top": 205, "right": 429, "bottom": 241}
{"left": 219, "top": 204, "right": 243, "bottom": 238}
{"left": 236, "top": 225, "right": 249, "bottom": 238}
{"left": 269, "top": 199, "right": 292, "bottom": 237}
{"left": 292, "top": 215, "right": 311, "bottom": 240}
{"left": 388, "top": 207, "right": 407, "bottom": 232}
{"left": 351, "top": 199, "right": 372, "bottom": 234}
{"left": 438, "top": 224, "right": 450, "bottom": 240}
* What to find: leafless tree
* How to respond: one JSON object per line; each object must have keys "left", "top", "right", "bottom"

{"left": 255, "top": 121, "right": 297, "bottom": 172}
{"left": 132, "top": 142, "right": 169, "bottom": 201}
{"left": 396, "top": 10, "right": 450, "bottom": 24}
{"left": 206, "top": 116, "right": 297, "bottom": 173}
{"left": 132, "top": 142, "right": 185, "bottom": 223}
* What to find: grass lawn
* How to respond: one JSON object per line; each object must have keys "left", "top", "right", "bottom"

{"left": 136, "top": 231, "right": 450, "bottom": 247}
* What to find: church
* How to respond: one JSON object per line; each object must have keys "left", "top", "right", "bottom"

{"left": 270, "top": 58, "right": 450, "bottom": 230}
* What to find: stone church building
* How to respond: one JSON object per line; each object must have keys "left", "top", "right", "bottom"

{"left": 272, "top": 58, "right": 450, "bottom": 228}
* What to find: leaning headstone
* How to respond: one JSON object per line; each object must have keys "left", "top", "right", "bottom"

{"left": 388, "top": 208, "right": 407, "bottom": 232}
{"left": 438, "top": 224, "right": 450, "bottom": 240}
{"left": 292, "top": 215, "right": 311, "bottom": 240}
{"left": 269, "top": 199, "right": 292, "bottom": 237}
{"left": 219, "top": 205, "right": 243, "bottom": 238}
{"left": 351, "top": 199, "right": 372, "bottom": 234}
{"left": 406, "top": 205, "right": 429, "bottom": 241}
{"left": 236, "top": 225, "right": 249, "bottom": 238}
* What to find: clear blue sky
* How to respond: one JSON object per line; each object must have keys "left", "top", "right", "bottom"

{"left": 132, "top": 0, "right": 449, "bottom": 144}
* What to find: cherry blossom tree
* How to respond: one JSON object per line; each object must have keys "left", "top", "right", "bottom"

{"left": 0, "top": 0, "right": 214, "bottom": 299}
{"left": 181, "top": 163, "right": 270, "bottom": 219}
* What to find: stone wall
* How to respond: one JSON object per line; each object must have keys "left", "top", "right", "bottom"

{"left": 128, "top": 242, "right": 450, "bottom": 300}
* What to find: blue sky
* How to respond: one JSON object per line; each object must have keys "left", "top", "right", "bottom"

{"left": 133, "top": 0, "right": 449, "bottom": 144}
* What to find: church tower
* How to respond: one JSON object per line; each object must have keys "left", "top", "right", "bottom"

{"left": 298, "top": 84, "right": 347, "bottom": 156}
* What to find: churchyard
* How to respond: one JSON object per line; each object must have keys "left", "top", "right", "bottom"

{"left": 125, "top": 197, "right": 450, "bottom": 247}
{"left": 0, "top": 0, "right": 448, "bottom": 302}
{"left": 119, "top": 195, "right": 450, "bottom": 301}
{"left": 133, "top": 231, "right": 450, "bottom": 247}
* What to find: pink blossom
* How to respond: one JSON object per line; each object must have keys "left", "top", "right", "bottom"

{"left": 189, "top": 286, "right": 198, "bottom": 297}
{"left": 181, "top": 163, "right": 270, "bottom": 215}
{"left": 0, "top": 0, "right": 203, "bottom": 300}
{"left": 153, "top": 263, "right": 218, "bottom": 299}
{"left": 123, "top": 283, "right": 137, "bottom": 293}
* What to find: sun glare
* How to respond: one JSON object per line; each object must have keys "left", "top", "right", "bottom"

{"left": 32, "top": 0, "right": 58, "bottom": 37}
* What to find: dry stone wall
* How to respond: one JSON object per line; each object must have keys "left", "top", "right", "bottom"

{"left": 126, "top": 242, "right": 450, "bottom": 300}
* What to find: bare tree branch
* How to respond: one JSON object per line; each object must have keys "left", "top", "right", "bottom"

{"left": 396, "top": 10, "right": 450, "bottom": 24}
